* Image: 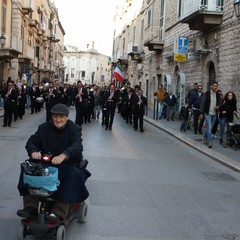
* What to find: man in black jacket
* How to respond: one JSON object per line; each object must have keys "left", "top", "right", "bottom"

{"left": 1, "top": 81, "right": 18, "bottom": 127}
{"left": 104, "top": 83, "right": 120, "bottom": 130}
{"left": 17, "top": 104, "right": 90, "bottom": 221}
{"left": 200, "top": 81, "right": 221, "bottom": 148}
{"left": 165, "top": 90, "right": 177, "bottom": 121}
{"left": 188, "top": 84, "right": 204, "bottom": 134}
{"left": 132, "top": 89, "right": 147, "bottom": 132}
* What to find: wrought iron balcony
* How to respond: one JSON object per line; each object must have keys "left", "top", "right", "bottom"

{"left": 179, "top": 0, "right": 223, "bottom": 31}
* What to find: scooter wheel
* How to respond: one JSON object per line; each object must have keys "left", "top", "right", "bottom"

{"left": 78, "top": 202, "right": 88, "bottom": 223}
{"left": 18, "top": 223, "right": 27, "bottom": 240}
{"left": 56, "top": 225, "right": 66, "bottom": 240}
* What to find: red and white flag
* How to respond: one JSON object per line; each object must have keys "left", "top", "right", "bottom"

{"left": 113, "top": 66, "right": 124, "bottom": 83}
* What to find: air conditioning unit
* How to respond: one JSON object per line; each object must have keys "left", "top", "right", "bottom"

{"left": 132, "top": 46, "right": 138, "bottom": 52}
{"left": 193, "top": 38, "right": 203, "bottom": 52}
{"left": 193, "top": 38, "right": 211, "bottom": 53}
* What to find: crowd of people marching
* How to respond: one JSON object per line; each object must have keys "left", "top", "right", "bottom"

{"left": 0, "top": 78, "right": 148, "bottom": 132}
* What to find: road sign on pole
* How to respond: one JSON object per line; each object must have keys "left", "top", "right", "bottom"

{"left": 177, "top": 36, "right": 188, "bottom": 54}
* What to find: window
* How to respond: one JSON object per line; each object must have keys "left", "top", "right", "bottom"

{"left": 147, "top": 9, "right": 152, "bottom": 26}
{"left": 178, "top": 0, "right": 182, "bottom": 17}
{"left": 122, "top": 38, "right": 125, "bottom": 56}
{"left": 71, "top": 68, "right": 75, "bottom": 78}
{"left": 81, "top": 71, "right": 85, "bottom": 78}
{"left": 159, "top": 0, "right": 165, "bottom": 40}
{"left": 1, "top": 3, "right": 6, "bottom": 35}
{"left": 133, "top": 26, "right": 136, "bottom": 44}
{"left": 141, "top": 20, "right": 144, "bottom": 41}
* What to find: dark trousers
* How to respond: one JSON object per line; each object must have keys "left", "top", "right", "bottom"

{"left": 75, "top": 102, "right": 84, "bottom": 126}
{"left": 105, "top": 105, "right": 116, "bottom": 127}
{"left": 193, "top": 109, "right": 204, "bottom": 133}
{"left": 101, "top": 107, "right": 106, "bottom": 125}
{"left": 3, "top": 103, "right": 14, "bottom": 126}
{"left": 133, "top": 112, "right": 144, "bottom": 131}
{"left": 31, "top": 99, "right": 36, "bottom": 114}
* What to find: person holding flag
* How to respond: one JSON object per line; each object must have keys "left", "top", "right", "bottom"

{"left": 113, "top": 65, "right": 124, "bottom": 83}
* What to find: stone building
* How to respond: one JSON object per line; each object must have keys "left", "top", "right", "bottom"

{"left": 63, "top": 43, "right": 111, "bottom": 86}
{"left": 112, "top": 0, "right": 240, "bottom": 112}
{"left": 0, "top": 0, "right": 65, "bottom": 85}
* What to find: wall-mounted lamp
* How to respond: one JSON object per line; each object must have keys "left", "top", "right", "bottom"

{"left": 234, "top": 0, "right": 240, "bottom": 19}
{"left": 0, "top": 35, "right": 6, "bottom": 49}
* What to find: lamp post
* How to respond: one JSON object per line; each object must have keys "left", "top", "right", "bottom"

{"left": 234, "top": 0, "right": 240, "bottom": 19}
{"left": 0, "top": 35, "right": 6, "bottom": 49}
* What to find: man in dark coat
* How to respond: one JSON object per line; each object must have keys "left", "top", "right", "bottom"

{"left": 44, "top": 81, "right": 60, "bottom": 121}
{"left": 132, "top": 89, "right": 147, "bottom": 132}
{"left": 17, "top": 103, "right": 90, "bottom": 221}
{"left": 104, "top": 83, "right": 120, "bottom": 130}
{"left": 74, "top": 80, "right": 87, "bottom": 126}
{"left": 200, "top": 81, "right": 221, "bottom": 148}
{"left": 165, "top": 90, "right": 177, "bottom": 121}
{"left": 1, "top": 81, "right": 18, "bottom": 127}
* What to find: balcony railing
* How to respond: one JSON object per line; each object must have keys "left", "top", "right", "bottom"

{"left": 179, "top": 0, "right": 223, "bottom": 19}
{"left": 179, "top": 0, "right": 223, "bottom": 30}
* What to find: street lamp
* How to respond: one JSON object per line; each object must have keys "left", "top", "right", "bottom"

{"left": 234, "top": 0, "right": 240, "bottom": 19}
{"left": 0, "top": 35, "right": 6, "bottom": 49}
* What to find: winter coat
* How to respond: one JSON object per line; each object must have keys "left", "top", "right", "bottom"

{"left": 18, "top": 120, "right": 91, "bottom": 203}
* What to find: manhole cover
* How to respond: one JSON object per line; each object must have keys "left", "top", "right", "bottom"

{"left": 222, "top": 234, "right": 238, "bottom": 239}
{"left": 202, "top": 172, "right": 237, "bottom": 182}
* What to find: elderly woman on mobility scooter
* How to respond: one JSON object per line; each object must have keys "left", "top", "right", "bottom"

{"left": 17, "top": 103, "right": 91, "bottom": 222}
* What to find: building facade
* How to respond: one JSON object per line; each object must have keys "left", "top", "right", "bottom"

{"left": 112, "top": 0, "right": 240, "bottom": 112}
{"left": 63, "top": 44, "right": 111, "bottom": 86}
{"left": 0, "top": 0, "right": 65, "bottom": 85}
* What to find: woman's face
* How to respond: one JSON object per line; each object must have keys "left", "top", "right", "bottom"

{"left": 227, "top": 93, "right": 233, "bottom": 100}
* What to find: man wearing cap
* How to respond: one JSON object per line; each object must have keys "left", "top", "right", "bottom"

{"left": 17, "top": 103, "right": 91, "bottom": 221}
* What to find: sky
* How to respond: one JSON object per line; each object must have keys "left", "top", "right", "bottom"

{"left": 53, "top": 0, "right": 117, "bottom": 57}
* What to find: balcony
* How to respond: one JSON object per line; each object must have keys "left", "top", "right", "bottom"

{"left": 127, "top": 44, "right": 141, "bottom": 61}
{"left": 143, "top": 26, "right": 164, "bottom": 51}
{"left": 38, "top": 23, "right": 46, "bottom": 33}
{"left": 0, "top": 34, "right": 23, "bottom": 60}
{"left": 21, "top": 0, "right": 34, "bottom": 15}
{"left": 19, "top": 43, "right": 34, "bottom": 60}
{"left": 28, "top": 19, "right": 38, "bottom": 28}
{"left": 179, "top": 0, "right": 223, "bottom": 31}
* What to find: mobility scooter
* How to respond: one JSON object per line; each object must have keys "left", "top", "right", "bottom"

{"left": 17, "top": 155, "right": 89, "bottom": 240}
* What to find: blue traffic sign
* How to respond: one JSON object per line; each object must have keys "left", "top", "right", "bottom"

{"left": 177, "top": 36, "right": 188, "bottom": 54}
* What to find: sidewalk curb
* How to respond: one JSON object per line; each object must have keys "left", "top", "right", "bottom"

{"left": 145, "top": 116, "right": 240, "bottom": 173}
